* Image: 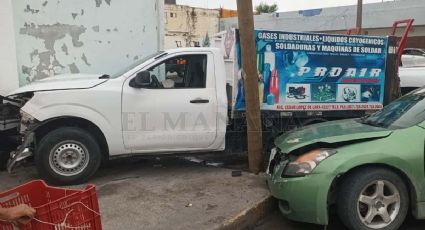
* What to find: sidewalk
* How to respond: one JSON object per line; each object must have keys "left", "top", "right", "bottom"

{"left": 0, "top": 154, "right": 274, "bottom": 230}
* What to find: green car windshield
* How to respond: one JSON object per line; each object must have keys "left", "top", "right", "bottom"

{"left": 361, "top": 89, "right": 425, "bottom": 129}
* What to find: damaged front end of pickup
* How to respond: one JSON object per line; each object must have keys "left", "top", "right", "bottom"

{"left": 0, "top": 93, "right": 37, "bottom": 172}
{"left": 7, "top": 117, "right": 39, "bottom": 173}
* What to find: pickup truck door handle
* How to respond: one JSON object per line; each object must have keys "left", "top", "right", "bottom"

{"left": 190, "top": 99, "right": 209, "bottom": 104}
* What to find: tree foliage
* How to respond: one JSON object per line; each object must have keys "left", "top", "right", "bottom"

{"left": 255, "top": 2, "right": 278, "bottom": 14}
{"left": 203, "top": 32, "right": 210, "bottom": 47}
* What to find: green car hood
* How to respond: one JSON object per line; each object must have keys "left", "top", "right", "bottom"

{"left": 275, "top": 119, "right": 393, "bottom": 153}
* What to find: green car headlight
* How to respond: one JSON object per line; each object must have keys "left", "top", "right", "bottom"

{"left": 282, "top": 149, "right": 337, "bottom": 177}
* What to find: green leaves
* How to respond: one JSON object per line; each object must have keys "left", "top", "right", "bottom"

{"left": 255, "top": 2, "right": 278, "bottom": 14}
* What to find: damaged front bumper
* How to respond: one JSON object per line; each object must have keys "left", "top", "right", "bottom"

{"left": 7, "top": 132, "right": 34, "bottom": 172}
{"left": 1, "top": 93, "right": 37, "bottom": 172}
{"left": 267, "top": 168, "right": 332, "bottom": 225}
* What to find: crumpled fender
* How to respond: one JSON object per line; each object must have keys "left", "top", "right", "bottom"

{"left": 7, "top": 132, "right": 34, "bottom": 173}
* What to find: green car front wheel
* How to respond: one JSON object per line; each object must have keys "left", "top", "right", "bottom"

{"left": 337, "top": 166, "right": 409, "bottom": 230}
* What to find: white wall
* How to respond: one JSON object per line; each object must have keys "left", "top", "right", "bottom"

{"left": 165, "top": 5, "right": 219, "bottom": 49}
{"left": 11, "top": 0, "right": 164, "bottom": 86}
{"left": 0, "top": 0, "right": 19, "bottom": 95}
{"left": 221, "top": 0, "right": 425, "bottom": 33}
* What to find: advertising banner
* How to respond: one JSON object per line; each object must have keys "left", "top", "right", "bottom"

{"left": 234, "top": 30, "right": 389, "bottom": 111}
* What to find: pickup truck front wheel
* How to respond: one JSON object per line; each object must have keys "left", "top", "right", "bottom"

{"left": 35, "top": 127, "right": 101, "bottom": 185}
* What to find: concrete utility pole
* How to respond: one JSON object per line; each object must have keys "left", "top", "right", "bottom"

{"left": 236, "top": 0, "right": 263, "bottom": 173}
{"left": 356, "top": 0, "right": 363, "bottom": 29}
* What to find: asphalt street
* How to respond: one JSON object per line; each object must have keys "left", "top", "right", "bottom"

{"left": 0, "top": 153, "right": 271, "bottom": 230}
{"left": 254, "top": 211, "right": 425, "bottom": 230}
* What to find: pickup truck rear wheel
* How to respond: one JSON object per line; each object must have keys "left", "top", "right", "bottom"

{"left": 35, "top": 127, "right": 101, "bottom": 185}
{"left": 337, "top": 167, "right": 409, "bottom": 230}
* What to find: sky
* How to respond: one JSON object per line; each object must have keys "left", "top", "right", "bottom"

{"left": 176, "top": 0, "right": 396, "bottom": 12}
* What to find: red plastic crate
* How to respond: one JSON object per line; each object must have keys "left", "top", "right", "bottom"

{"left": 0, "top": 180, "right": 102, "bottom": 230}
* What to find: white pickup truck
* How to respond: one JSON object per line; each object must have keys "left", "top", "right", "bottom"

{"left": 2, "top": 29, "right": 402, "bottom": 184}
{"left": 4, "top": 48, "right": 229, "bottom": 184}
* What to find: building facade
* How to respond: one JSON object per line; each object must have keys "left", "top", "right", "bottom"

{"left": 0, "top": 0, "right": 164, "bottom": 95}
{"left": 164, "top": 4, "right": 220, "bottom": 49}
{"left": 221, "top": 0, "right": 425, "bottom": 48}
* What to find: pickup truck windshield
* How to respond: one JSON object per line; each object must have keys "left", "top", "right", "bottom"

{"left": 360, "top": 89, "right": 425, "bottom": 129}
{"left": 110, "top": 51, "right": 164, "bottom": 78}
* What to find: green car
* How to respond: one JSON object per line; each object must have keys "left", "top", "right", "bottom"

{"left": 267, "top": 89, "right": 425, "bottom": 230}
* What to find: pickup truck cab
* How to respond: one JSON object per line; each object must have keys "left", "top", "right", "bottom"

{"left": 5, "top": 48, "right": 228, "bottom": 185}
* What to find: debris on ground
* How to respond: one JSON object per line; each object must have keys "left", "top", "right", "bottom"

{"left": 232, "top": 170, "right": 242, "bottom": 177}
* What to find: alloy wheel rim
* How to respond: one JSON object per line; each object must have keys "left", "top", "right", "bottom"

{"left": 49, "top": 141, "right": 89, "bottom": 176}
{"left": 357, "top": 180, "right": 401, "bottom": 229}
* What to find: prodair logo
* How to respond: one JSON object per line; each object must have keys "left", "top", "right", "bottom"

{"left": 298, "top": 67, "right": 382, "bottom": 78}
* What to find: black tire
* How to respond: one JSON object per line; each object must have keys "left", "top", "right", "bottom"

{"left": 0, "top": 151, "right": 8, "bottom": 171}
{"left": 337, "top": 167, "right": 409, "bottom": 230}
{"left": 0, "top": 133, "right": 19, "bottom": 171}
{"left": 35, "top": 127, "right": 102, "bottom": 185}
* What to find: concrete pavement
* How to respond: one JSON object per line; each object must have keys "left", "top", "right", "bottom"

{"left": 0, "top": 153, "right": 274, "bottom": 230}
{"left": 254, "top": 211, "right": 425, "bottom": 230}
{"left": 2, "top": 154, "right": 424, "bottom": 230}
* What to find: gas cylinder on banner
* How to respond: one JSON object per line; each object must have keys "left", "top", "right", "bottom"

{"left": 267, "top": 94, "right": 275, "bottom": 105}
{"left": 262, "top": 63, "right": 271, "bottom": 103}
{"left": 264, "top": 45, "right": 275, "bottom": 71}
{"left": 269, "top": 69, "right": 280, "bottom": 104}
{"left": 235, "top": 70, "right": 246, "bottom": 109}
{"left": 258, "top": 80, "right": 264, "bottom": 104}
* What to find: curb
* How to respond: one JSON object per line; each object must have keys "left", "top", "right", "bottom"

{"left": 217, "top": 195, "right": 277, "bottom": 230}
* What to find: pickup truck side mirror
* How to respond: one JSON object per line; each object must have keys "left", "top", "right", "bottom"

{"left": 131, "top": 71, "right": 151, "bottom": 88}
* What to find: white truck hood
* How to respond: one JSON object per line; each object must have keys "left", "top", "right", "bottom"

{"left": 8, "top": 74, "right": 108, "bottom": 96}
